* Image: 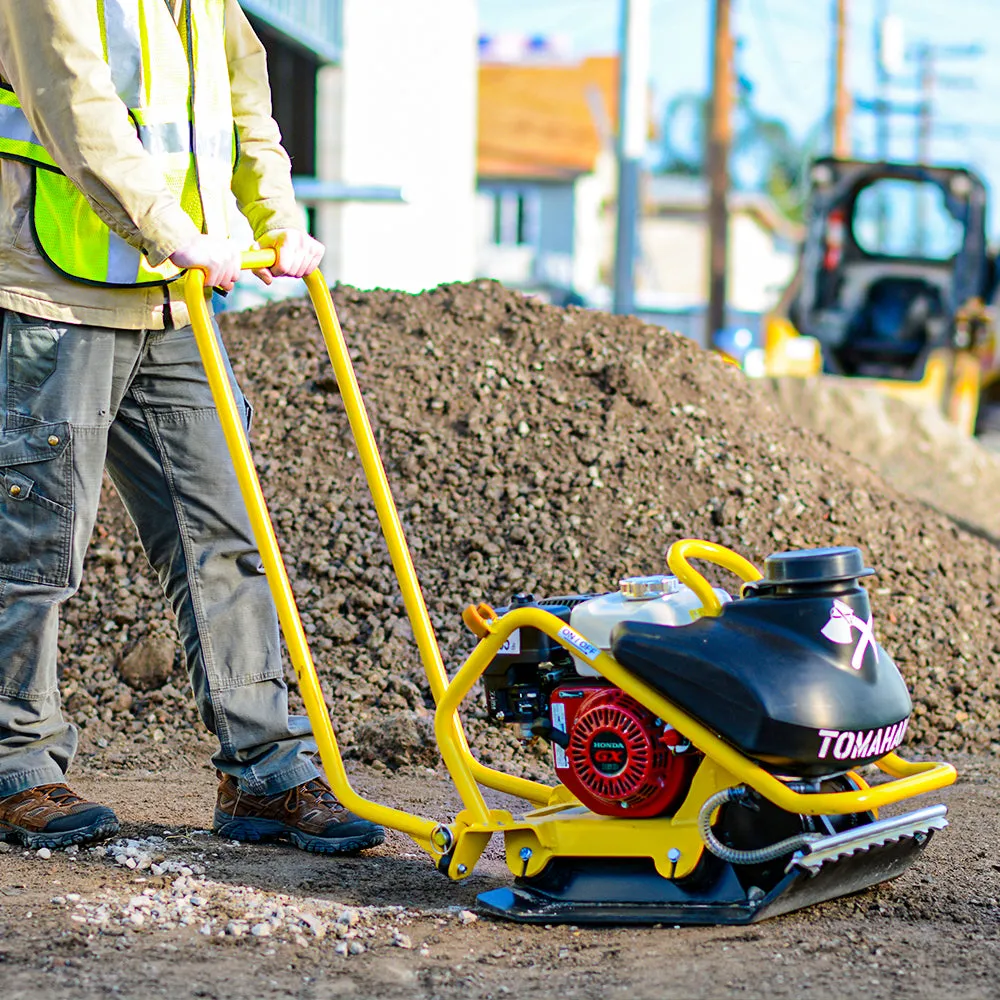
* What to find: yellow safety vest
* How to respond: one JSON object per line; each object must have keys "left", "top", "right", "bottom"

{"left": 0, "top": 0, "right": 234, "bottom": 287}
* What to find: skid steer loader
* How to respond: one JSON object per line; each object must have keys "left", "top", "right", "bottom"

{"left": 757, "top": 157, "right": 999, "bottom": 440}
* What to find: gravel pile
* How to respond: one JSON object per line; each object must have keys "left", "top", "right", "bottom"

{"left": 57, "top": 281, "right": 1000, "bottom": 759}
{"left": 770, "top": 375, "right": 1000, "bottom": 542}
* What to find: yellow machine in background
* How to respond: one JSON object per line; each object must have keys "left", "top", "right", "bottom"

{"left": 756, "top": 158, "right": 998, "bottom": 438}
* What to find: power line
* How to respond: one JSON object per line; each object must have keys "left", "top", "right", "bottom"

{"left": 746, "top": 0, "right": 801, "bottom": 99}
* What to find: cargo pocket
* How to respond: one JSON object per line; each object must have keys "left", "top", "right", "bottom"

{"left": 6, "top": 314, "right": 62, "bottom": 388}
{"left": 0, "top": 421, "right": 74, "bottom": 587}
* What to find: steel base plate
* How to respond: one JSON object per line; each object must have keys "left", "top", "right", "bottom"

{"left": 476, "top": 804, "right": 947, "bottom": 926}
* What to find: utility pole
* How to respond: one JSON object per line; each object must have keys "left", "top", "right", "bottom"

{"left": 872, "top": 0, "right": 894, "bottom": 162}
{"left": 612, "top": 0, "right": 650, "bottom": 316}
{"left": 915, "top": 43, "right": 933, "bottom": 166}
{"left": 830, "top": 0, "right": 850, "bottom": 157}
{"left": 872, "top": 0, "right": 891, "bottom": 245}
{"left": 914, "top": 42, "right": 933, "bottom": 254}
{"left": 705, "top": 0, "right": 733, "bottom": 347}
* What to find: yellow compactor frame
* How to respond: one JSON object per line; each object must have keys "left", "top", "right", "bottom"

{"left": 184, "top": 254, "right": 956, "bottom": 885}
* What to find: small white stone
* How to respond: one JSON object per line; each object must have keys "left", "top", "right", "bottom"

{"left": 36, "top": 847, "right": 52, "bottom": 860}
{"left": 333, "top": 941, "right": 349, "bottom": 957}
{"left": 250, "top": 923, "right": 271, "bottom": 938}
{"left": 458, "top": 909, "right": 477, "bottom": 925}
{"left": 393, "top": 933, "right": 413, "bottom": 950}
{"left": 299, "top": 913, "right": 325, "bottom": 938}
{"left": 348, "top": 941, "right": 366, "bottom": 956}
{"left": 65, "top": 893, "right": 81, "bottom": 902}
{"left": 336, "top": 908, "right": 360, "bottom": 927}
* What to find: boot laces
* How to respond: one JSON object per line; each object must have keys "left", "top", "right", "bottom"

{"left": 295, "top": 778, "right": 345, "bottom": 814}
{"left": 38, "top": 784, "right": 85, "bottom": 807}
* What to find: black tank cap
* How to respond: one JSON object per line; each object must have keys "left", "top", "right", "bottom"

{"left": 763, "top": 547, "right": 875, "bottom": 586}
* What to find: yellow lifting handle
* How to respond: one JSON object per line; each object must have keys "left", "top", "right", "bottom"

{"left": 667, "top": 538, "right": 763, "bottom": 617}
{"left": 183, "top": 253, "right": 440, "bottom": 845}
{"left": 184, "top": 253, "right": 550, "bottom": 840}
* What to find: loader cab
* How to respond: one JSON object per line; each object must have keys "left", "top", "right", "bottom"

{"left": 787, "top": 158, "right": 989, "bottom": 380}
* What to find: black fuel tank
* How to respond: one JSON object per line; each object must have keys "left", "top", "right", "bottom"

{"left": 610, "top": 548, "right": 912, "bottom": 777}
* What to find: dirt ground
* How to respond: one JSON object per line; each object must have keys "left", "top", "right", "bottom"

{"left": 1, "top": 737, "right": 998, "bottom": 1000}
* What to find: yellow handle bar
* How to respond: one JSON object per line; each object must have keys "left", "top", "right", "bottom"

{"left": 239, "top": 248, "right": 279, "bottom": 271}
{"left": 183, "top": 256, "right": 442, "bottom": 843}
{"left": 667, "top": 539, "right": 763, "bottom": 617}
{"left": 183, "top": 253, "right": 551, "bottom": 846}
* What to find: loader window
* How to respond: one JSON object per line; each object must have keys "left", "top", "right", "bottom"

{"left": 852, "top": 179, "right": 965, "bottom": 261}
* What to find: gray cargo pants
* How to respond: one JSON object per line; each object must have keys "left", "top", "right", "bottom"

{"left": 0, "top": 309, "right": 319, "bottom": 798}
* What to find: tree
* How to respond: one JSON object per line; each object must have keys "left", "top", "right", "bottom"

{"left": 658, "top": 88, "right": 818, "bottom": 222}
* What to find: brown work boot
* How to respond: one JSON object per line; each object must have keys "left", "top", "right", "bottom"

{"left": 0, "top": 783, "right": 120, "bottom": 850}
{"left": 213, "top": 774, "right": 385, "bottom": 854}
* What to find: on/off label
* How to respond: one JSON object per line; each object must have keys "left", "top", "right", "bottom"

{"left": 498, "top": 629, "right": 521, "bottom": 655}
{"left": 557, "top": 625, "right": 600, "bottom": 661}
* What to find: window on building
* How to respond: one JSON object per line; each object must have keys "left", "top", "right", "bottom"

{"left": 245, "top": 13, "right": 320, "bottom": 235}
{"left": 491, "top": 190, "right": 538, "bottom": 247}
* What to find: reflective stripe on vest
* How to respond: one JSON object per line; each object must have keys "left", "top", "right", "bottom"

{"left": 0, "top": 0, "right": 234, "bottom": 287}
{"left": 0, "top": 88, "right": 59, "bottom": 170}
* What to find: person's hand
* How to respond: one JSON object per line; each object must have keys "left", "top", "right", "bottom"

{"left": 253, "top": 229, "right": 325, "bottom": 285}
{"left": 170, "top": 235, "right": 243, "bottom": 291}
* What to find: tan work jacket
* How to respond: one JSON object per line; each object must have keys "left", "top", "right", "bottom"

{"left": 0, "top": 0, "right": 302, "bottom": 330}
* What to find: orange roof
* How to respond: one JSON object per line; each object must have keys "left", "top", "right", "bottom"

{"left": 478, "top": 56, "right": 620, "bottom": 180}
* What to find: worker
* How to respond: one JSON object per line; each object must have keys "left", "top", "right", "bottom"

{"left": 0, "top": 0, "right": 384, "bottom": 854}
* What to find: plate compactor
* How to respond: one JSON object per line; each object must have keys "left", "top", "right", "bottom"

{"left": 184, "top": 254, "right": 956, "bottom": 925}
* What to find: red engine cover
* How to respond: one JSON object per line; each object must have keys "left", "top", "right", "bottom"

{"left": 550, "top": 684, "right": 697, "bottom": 818}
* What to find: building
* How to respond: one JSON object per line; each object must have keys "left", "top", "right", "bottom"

{"left": 640, "top": 174, "right": 801, "bottom": 312}
{"left": 631, "top": 175, "right": 803, "bottom": 344}
{"left": 238, "top": 0, "right": 478, "bottom": 294}
{"left": 475, "top": 54, "right": 619, "bottom": 303}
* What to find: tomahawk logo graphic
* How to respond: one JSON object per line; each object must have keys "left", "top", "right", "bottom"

{"left": 821, "top": 599, "right": 875, "bottom": 670}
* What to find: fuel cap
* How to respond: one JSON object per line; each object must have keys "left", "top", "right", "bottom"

{"left": 763, "top": 547, "right": 874, "bottom": 586}
{"left": 619, "top": 575, "right": 680, "bottom": 600}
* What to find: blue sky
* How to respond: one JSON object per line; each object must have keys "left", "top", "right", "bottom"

{"left": 478, "top": 0, "right": 1000, "bottom": 234}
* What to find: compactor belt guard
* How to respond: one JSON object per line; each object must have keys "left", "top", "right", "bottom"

{"left": 182, "top": 254, "right": 957, "bottom": 925}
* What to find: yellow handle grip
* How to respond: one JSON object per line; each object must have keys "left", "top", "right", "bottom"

{"left": 667, "top": 539, "right": 762, "bottom": 618}
{"left": 182, "top": 249, "right": 279, "bottom": 287}
{"left": 241, "top": 248, "right": 278, "bottom": 271}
